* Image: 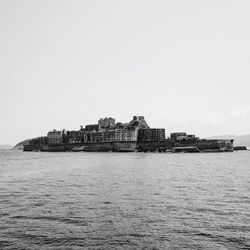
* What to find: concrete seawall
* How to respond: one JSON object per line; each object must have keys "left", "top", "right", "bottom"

{"left": 24, "top": 142, "right": 137, "bottom": 152}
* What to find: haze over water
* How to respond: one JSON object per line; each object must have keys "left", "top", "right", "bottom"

{"left": 0, "top": 150, "right": 250, "bottom": 249}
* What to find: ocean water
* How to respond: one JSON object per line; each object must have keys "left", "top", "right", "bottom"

{"left": 0, "top": 150, "right": 250, "bottom": 250}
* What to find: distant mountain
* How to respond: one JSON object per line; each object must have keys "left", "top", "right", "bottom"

{"left": 13, "top": 139, "right": 30, "bottom": 150}
{"left": 0, "top": 145, "right": 13, "bottom": 150}
{"left": 206, "top": 134, "right": 250, "bottom": 147}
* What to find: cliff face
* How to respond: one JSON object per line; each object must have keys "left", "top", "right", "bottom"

{"left": 13, "top": 139, "right": 30, "bottom": 150}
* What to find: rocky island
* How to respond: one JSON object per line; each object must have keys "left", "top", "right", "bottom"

{"left": 22, "top": 115, "right": 234, "bottom": 153}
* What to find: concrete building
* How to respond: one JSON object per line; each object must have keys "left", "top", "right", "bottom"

{"left": 67, "top": 130, "right": 84, "bottom": 144}
{"left": 29, "top": 136, "right": 48, "bottom": 146}
{"left": 114, "top": 129, "right": 137, "bottom": 141}
{"left": 83, "top": 128, "right": 137, "bottom": 143}
{"left": 98, "top": 117, "right": 115, "bottom": 129}
{"left": 170, "top": 132, "right": 197, "bottom": 141}
{"left": 138, "top": 129, "right": 165, "bottom": 142}
{"left": 47, "top": 130, "right": 64, "bottom": 145}
{"left": 129, "top": 116, "right": 150, "bottom": 129}
{"left": 85, "top": 124, "right": 99, "bottom": 132}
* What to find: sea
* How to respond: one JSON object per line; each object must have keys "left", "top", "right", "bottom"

{"left": 0, "top": 150, "right": 249, "bottom": 250}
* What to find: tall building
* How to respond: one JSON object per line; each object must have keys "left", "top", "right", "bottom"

{"left": 138, "top": 129, "right": 165, "bottom": 142}
{"left": 47, "top": 130, "right": 64, "bottom": 145}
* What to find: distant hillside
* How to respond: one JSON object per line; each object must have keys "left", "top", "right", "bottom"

{"left": 13, "top": 139, "right": 30, "bottom": 150}
{"left": 0, "top": 145, "right": 13, "bottom": 150}
{"left": 206, "top": 134, "right": 250, "bottom": 147}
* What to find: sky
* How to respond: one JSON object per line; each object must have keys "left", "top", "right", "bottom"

{"left": 0, "top": 0, "right": 250, "bottom": 145}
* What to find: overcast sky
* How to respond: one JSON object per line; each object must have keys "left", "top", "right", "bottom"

{"left": 1, "top": 0, "right": 250, "bottom": 145}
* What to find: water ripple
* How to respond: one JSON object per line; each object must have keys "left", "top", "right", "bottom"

{"left": 0, "top": 150, "right": 250, "bottom": 249}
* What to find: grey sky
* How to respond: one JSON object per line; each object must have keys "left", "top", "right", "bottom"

{"left": 1, "top": 0, "right": 250, "bottom": 145}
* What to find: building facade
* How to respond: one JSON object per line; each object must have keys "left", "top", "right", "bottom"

{"left": 67, "top": 130, "right": 84, "bottom": 144}
{"left": 138, "top": 129, "right": 165, "bottom": 142}
{"left": 98, "top": 117, "right": 115, "bottom": 129}
{"left": 170, "top": 132, "right": 197, "bottom": 141}
{"left": 47, "top": 130, "right": 64, "bottom": 145}
{"left": 85, "top": 124, "right": 99, "bottom": 132}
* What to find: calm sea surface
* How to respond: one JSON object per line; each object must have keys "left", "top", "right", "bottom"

{"left": 0, "top": 150, "right": 250, "bottom": 250}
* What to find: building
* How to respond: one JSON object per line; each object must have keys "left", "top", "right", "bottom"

{"left": 137, "top": 116, "right": 150, "bottom": 129}
{"left": 170, "top": 132, "right": 197, "bottom": 141}
{"left": 67, "top": 130, "right": 84, "bottom": 144}
{"left": 114, "top": 129, "right": 137, "bottom": 141}
{"left": 138, "top": 129, "right": 165, "bottom": 142}
{"left": 103, "top": 130, "right": 115, "bottom": 142}
{"left": 98, "top": 117, "right": 115, "bottom": 129}
{"left": 29, "top": 136, "right": 48, "bottom": 146}
{"left": 137, "top": 128, "right": 166, "bottom": 152}
{"left": 47, "top": 130, "right": 64, "bottom": 145}
{"left": 170, "top": 132, "right": 187, "bottom": 141}
{"left": 85, "top": 124, "right": 99, "bottom": 132}
{"left": 129, "top": 116, "right": 150, "bottom": 129}
{"left": 83, "top": 128, "right": 137, "bottom": 143}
